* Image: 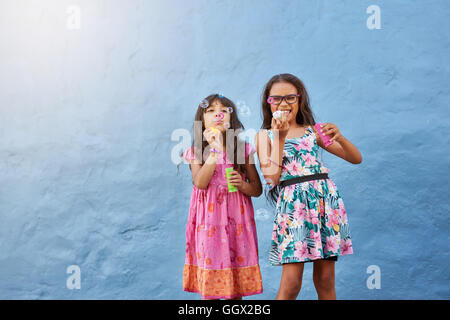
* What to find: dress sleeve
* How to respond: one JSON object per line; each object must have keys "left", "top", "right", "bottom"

{"left": 181, "top": 147, "right": 195, "bottom": 162}
{"left": 182, "top": 146, "right": 204, "bottom": 163}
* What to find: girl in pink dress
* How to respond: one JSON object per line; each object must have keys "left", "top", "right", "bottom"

{"left": 181, "top": 93, "right": 263, "bottom": 300}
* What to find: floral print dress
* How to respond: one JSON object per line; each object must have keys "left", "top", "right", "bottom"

{"left": 266, "top": 126, "right": 353, "bottom": 265}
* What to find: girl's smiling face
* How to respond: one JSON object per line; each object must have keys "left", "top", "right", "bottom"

{"left": 203, "top": 99, "right": 231, "bottom": 132}
{"left": 268, "top": 81, "right": 299, "bottom": 125}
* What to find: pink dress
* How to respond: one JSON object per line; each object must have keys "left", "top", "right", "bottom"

{"left": 181, "top": 142, "right": 263, "bottom": 299}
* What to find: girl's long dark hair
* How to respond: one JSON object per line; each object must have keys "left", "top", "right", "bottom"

{"left": 260, "top": 73, "right": 319, "bottom": 207}
{"left": 184, "top": 93, "right": 247, "bottom": 176}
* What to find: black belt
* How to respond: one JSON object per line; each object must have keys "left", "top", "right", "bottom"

{"left": 278, "top": 173, "right": 329, "bottom": 189}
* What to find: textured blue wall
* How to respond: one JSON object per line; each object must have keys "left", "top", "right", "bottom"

{"left": 0, "top": 0, "right": 449, "bottom": 299}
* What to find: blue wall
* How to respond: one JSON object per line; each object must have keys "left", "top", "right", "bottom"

{"left": 0, "top": 0, "right": 449, "bottom": 299}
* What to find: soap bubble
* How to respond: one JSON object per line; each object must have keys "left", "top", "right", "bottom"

{"left": 255, "top": 208, "right": 270, "bottom": 221}
{"left": 236, "top": 101, "right": 251, "bottom": 117}
{"left": 227, "top": 107, "right": 233, "bottom": 114}
{"left": 272, "top": 110, "right": 283, "bottom": 120}
{"left": 223, "top": 122, "right": 230, "bottom": 129}
{"left": 199, "top": 99, "right": 209, "bottom": 109}
{"left": 216, "top": 112, "right": 224, "bottom": 120}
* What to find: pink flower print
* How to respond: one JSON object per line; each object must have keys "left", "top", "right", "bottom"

{"left": 329, "top": 179, "right": 336, "bottom": 188}
{"left": 293, "top": 143, "right": 303, "bottom": 153}
{"left": 285, "top": 162, "right": 300, "bottom": 175}
{"left": 279, "top": 214, "right": 289, "bottom": 235}
{"left": 311, "top": 204, "right": 320, "bottom": 217}
{"left": 301, "top": 153, "right": 316, "bottom": 166}
{"left": 305, "top": 208, "right": 317, "bottom": 224}
{"left": 299, "top": 138, "right": 313, "bottom": 152}
{"left": 309, "top": 245, "right": 322, "bottom": 260}
{"left": 294, "top": 200, "right": 306, "bottom": 212}
{"left": 310, "top": 230, "right": 321, "bottom": 243}
{"left": 312, "top": 180, "right": 318, "bottom": 189}
{"left": 341, "top": 239, "right": 353, "bottom": 254}
{"left": 283, "top": 185, "right": 295, "bottom": 202}
{"left": 339, "top": 204, "right": 348, "bottom": 222}
{"left": 313, "top": 179, "right": 323, "bottom": 191}
{"left": 325, "top": 236, "right": 339, "bottom": 254}
{"left": 293, "top": 210, "right": 304, "bottom": 223}
{"left": 285, "top": 161, "right": 306, "bottom": 176}
{"left": 330, "top": 210, "right": 340, "bottom": 225}
{"left": 216, "top": 187, "right": 226, "bottom": 205}
{"left": 293, "top": 201, "right": 306, "bottom": 221}
{"left": 325, "top": 210, "right": 338, "bottom": 230}
{"left": 294, "top": 241, "right": 309, "bottom": 261}
{"left": 328, "top": 182, "right": 337, "bottom": 196}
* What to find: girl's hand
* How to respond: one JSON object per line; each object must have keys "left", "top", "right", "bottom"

{"left": 227, "top": 170, "right": 244, "bottom": 189}
{"left": 203, "top": 127, "right": 223, "bottom": 151}
{"left": 271, "top": 112, "right": 291, "bottom": 139}
{"left": 319, "top": 122, "right": 344, "bottom": 143}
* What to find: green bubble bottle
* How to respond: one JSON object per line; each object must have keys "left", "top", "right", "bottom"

{"left": 225, "top": 167, "right": 238, "bottom": 193}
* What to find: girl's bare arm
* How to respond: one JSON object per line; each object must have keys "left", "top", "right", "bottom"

{"left": 255, "top": 129, "right": 286, "bottom": 186}
{"left": 313, "top": 125, "right": 362, "bottom": 164}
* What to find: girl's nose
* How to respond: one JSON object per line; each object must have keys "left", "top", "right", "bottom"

{"left": 279, "top": 101, "right": 289, "bottom": 108}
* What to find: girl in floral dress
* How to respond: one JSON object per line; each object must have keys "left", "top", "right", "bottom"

{"left": 254, "top": 74, "right": 363, "bottom": 300}
{"left": 181, "top": 93, "right": 263, "bottom": 300}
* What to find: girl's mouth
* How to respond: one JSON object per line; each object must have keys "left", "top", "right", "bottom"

{"left": 277, "top": 110, "right": 292, "bottom": 115}
{"left": 281, "top": 110, "right": 292, "bottom": 117}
